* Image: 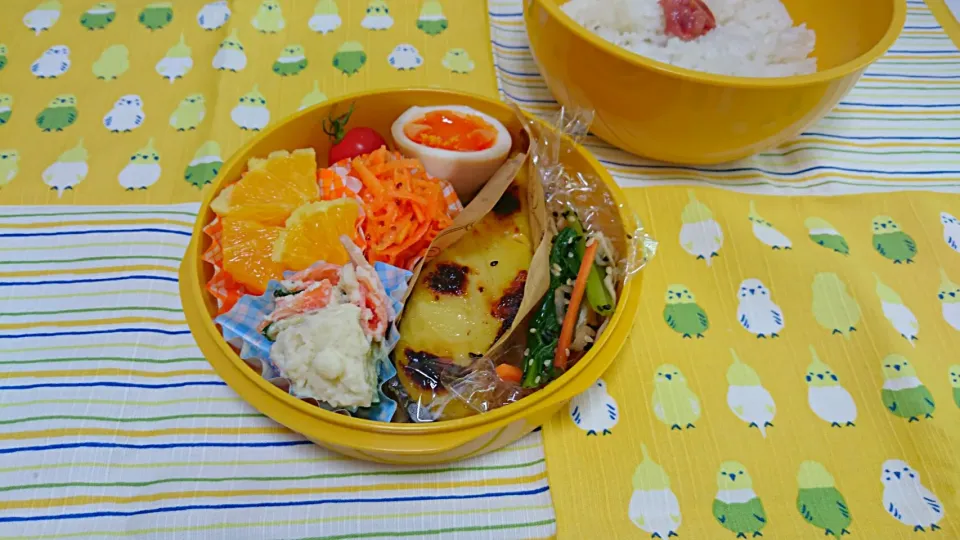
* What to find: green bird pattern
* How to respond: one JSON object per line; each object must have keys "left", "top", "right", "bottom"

{"left": 663, "top": 284, "right": 709, "bottom": 338}
{"left": 880, "top": 355, "right": 935, "bottom": 422}
{"left": 713, "top": 461, "right": 767, "bottom": 538}
{"left": 273, "top": 44, "right": 308, "bottom": 76}
{"left": 872, "top": 215, "right": 917, "bottom": 264}
{"left": 805, "top": 217, "right": 849, "bottom": 255}
{"left": 139, "top": 2, "right": 173, "bottom": 30}
{"left": 0, "top": 94, "right": 12, "bottom": 125}
{"left": 796, "top": 461, "right": 852, "bottom": 537}
{"left": 0, "top": 44, "right": 7, "bottom": 71}
{"left": 80, "top": 2, "right": 116, "bottom": 30}
{"left": 36, "top": 94, "right": 78, "bottom": 132}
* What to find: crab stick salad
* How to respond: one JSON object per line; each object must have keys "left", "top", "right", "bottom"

{"left": 261, "top": 245, "right": 390, "bottom": 409}
{"left": 392, "top": 106, "right": 513, "bottom": 201}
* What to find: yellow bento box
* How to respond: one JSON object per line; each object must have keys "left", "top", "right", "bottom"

{"left": 179, "top": 89, "right": 644, "bottom": 464}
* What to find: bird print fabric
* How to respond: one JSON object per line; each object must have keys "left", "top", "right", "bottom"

{"left": 881, "top": 460, "right": 944, "bottom": 532}
{"left": 880, "top": 355, "right": 935, "bottom": 423}
{"left": 736, "top": 279, "right": 784, "bottom": 338}
{"left": 805, "top": 346, "right": 857, "bottom": 428}
{"left": 679, "top": 190, "right": 723, "bottom": 266}
{"left": 663, "top": 284, "right": 709, "bottom": 338}
{"left": 628, "top": 445, "right": 682, "bottom": 538}
{"left": 652, "top": 365, "right": 701, "bottom": 431}
{"left": 796, "top": 461, "right": 852, "bottom": 538}
{"left": 713, "top": 461, "right": 767, "bottom": 538}
{"left": 726, "top": 350, "right": 775, "bottom": 437}
{"left": 569, "top": 378, "right": 618, "bottom": 436}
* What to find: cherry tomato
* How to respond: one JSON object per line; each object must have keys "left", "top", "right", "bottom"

{"left": 329, "top": 127, "right": 387, "bottom": 164}
{"left": 323, "top": 103, "right": 388, "bottom": 164}
{"left": 660, "top": 0, "right": 716, "bottom": 41}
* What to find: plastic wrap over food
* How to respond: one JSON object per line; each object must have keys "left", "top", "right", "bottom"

{"left": 512, "top": 103, "right": 657, "bottom": 280}
{"left": 215, "top": 260, "right": 412, "bottom": 423}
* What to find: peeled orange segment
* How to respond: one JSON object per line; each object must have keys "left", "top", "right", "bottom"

{"left": 210, "top": 149, "right": 320, "bottom": 226}
{"left": 273, "top": 198, "right": 360, "bottom": 270}
{"left": 220, "top": 217, "right": 286, "bottom": 295}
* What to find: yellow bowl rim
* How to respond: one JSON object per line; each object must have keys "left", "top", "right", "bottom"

{"left": 188, "top": 87, "right": 643, "bottom": 437}
{"left": 527, "top": 0, "right": 907, "bottom": 89}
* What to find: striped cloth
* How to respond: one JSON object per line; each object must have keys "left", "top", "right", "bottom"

{"left": 490, "top": 0, "right": 960, "bottom": 195}
{"left": 0, "top": 205, "right": 555, "bottom": 539}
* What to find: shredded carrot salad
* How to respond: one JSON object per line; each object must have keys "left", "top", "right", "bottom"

{"left": 320, "top": 147, "right": 458, "bottom": 270}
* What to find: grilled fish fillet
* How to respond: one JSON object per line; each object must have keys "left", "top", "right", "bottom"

{"left": 394, "top": 178, "right": 533, "bottom": 421}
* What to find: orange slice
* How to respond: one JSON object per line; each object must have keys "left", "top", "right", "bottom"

{"left": 273, "top": 198, "right": 360, "bottom": 270}
{"left": 220, "top": 217, "right": 286, "bottom": 294}
{"left": 211, "top": 149, "right": 319, "bottom": 226}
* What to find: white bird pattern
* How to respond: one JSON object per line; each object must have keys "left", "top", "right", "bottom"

{"left": 31, "top": 45, "right": 70, "bottom": 78}
{"left": 103, "top": 95, "right": 145, "bottom": 133}
{"left": 881, "top": 459, "right": 944, "bottom": 532}
{"left": 569, "top": 378, "right": 618, "bottom": 436}
{"left": 197, "top": 1, "right": 231, "bottom": 30}
{"left": 942, "top": 212, "right": 960, "bottom": 253}
{"left": 881, "top": 302, "right": 919, "bottom": 346}
{"left": 388, "top": 44, "right": 424, "bottom": 70}
{"left": 23, "top": 5, "right": 61, "bottom": 35}
{"left": 726, "top": 388, "right": 775, "bottom": 438}
{"left": 748, "top": 201, "right": 792, "bottom": 250}
{"left": 680, "top": 219, "right": 723, "bottom": 267}
{"left": 808, "top": 386, "right": 857, "bottom": 427}
{"left": 736, "top": 279, "right": 784, "bottom": 338}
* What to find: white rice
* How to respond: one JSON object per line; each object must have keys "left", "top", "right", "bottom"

{"left": 560, "top": 0, "right": 817, "bottom": 77}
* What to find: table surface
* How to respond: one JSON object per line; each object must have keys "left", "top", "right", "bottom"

{"left": 2, "top": 1, "right": 960, "bottom": 539}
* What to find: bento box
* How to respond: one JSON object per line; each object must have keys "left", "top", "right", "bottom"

{"left": 179, "top": 88, "right": 650, "bottom": 464}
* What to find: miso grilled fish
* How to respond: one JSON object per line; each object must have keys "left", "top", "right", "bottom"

{"left": 394, "top": 180, "right": 533, "bottom": 421}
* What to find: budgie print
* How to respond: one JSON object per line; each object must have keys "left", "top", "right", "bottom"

{"left": 949, "top": 366, "right": 960, "bottom": 408}
{"left": 80, "top": 2, "right": 116, "bottom": 30}
{"left": 252, "top": 0, "right": 285, "bottom": 33}
{"left": 273, "top": 45, "right": 308, "bottom": 77}
{"left": 805, "top": 346, "right": 857, "bottom": 428}
{"left": 662, "top": 284, "right": 708, "bottom": 338}
{"left": 628, "top": 445, "right": 681, "bottom": 538}
{"left": 872, "top": 215, "right": 917, "bottom": 264}
{"left": 417, "top": 0, "right": 448, "bottom": 36}
{"left": 24, "top": 0, "right": 62, "bottom": 35}
{"left": 811, "top": 273, "right": 861, "bottom": 339}
{"left": 0, "top": 44, "right": 7, "bottom": 71}
{"left": 881, "top": 460, "right": 944, "bottom": 532}
{"left": 31, "top": 45, "right": 70, "bottom": 79}
{"left": 118, "top": 138, "right": 161, "bottom": 190}
{"left": 184, "top": 140, "right": 222, "bottom": 189}
{"left": 156, "top": 34, "right": 192, "bottom": 83}
{"left": 36, "top": 94, "right": 78, "bottom": 132}
{"left": 42, "top": 139, "right": 87, "bottom": 197}
{"left": 299, "top": 81, "right": 328, "bottom": 111}
{"left": 712, "top": 461, "right": 767, "bottom": 538}
{"left": 874, "top": 274, "right": 919, "bottom": 345}
{"left": 169, "top": 94, "right": 205, "bottom": 131}
{"left": 726, "top": 350, "right": 775, "bottom": 438}
{"left": 748, "top": 201, "right": 791, "bottom": 250}
{"left": 939, "top": 269, "right": 960, "bottom": 331}
{"left": 796, "top": 461, "right": 852, "bottom": 538}
{"left": 805, "top": 217, "right": 849, "bottom": 255}
{"left": 361, "top": 0, "right": 393, "bottom": 30}
{"left": 442, "top": 48, "right": 475, "bottom": 74}
{"left": 309, "top": 0, "right": 341, "bottom": 34}
{"left": 679, "top": 190, "right": 723, "bottom": 266}
{"left": 139, "top": 2, "right": 173, "bottom": 31}
{"left": 197, "top": 0, "right": 230, "bottom": 30}
{"left": 736, "top": 279, "right": 784, "bottom": 339}
{"left": 0, "top": 150, "right": 19, "bottom": 189}
{"left": 880, "top": 355, "right": 935, "bottom": 423}
{"left": 231, "top": 86, "right": 269, "bottom": 131}
{"left": 0, "top": 94, "right": 11, "bottom": 125}
{"left": 93, "top": 44, "right": 129, "bottom": 80}
{"left": 568, "top": 378, "right": 618, "bottom": 436}
{"left": 389, "top": 44, "right": 424, "bottom": 71}
{"left": 213, "top": 30, "right": 246, "bottom": 72}
{"left": 941, "top": 212, "right": 960, "bottom": 253}
{"left": 652, "top": 364, "right": 700, "bottom": 431}
{"left": 103, "top": 95, "right": 145, "bottom": 133}
{"left": 333, "top": 42, "right": 367, "bottom": 75}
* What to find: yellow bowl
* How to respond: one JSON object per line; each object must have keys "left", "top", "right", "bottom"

{"left": 524, "top": 0, "right": 906, "bottom": 164}
{"left": 179, "top": 89, "right": 644, "bottom": 464}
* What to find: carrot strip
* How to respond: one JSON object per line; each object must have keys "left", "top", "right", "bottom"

{"left": 495, "top": 363, "right": 523, "bottom": 383}
{"left": 555, "top": 241, "right": 598, "bottom": 371}
{"left": 352, "top": 160, "right": 384, "bottom": 197}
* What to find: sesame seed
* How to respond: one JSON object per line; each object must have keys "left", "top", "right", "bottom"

{"left": 530, "top": 328, "right": 537, "bottom": 334}
{"left": 534, "top": 376, "right": 541, "bottom": 384}
{"left": 567, "top": 252, "right": 573, "bottom": 258}
{"left": 524, "top": 348, "right": 530, "bottom": 356}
